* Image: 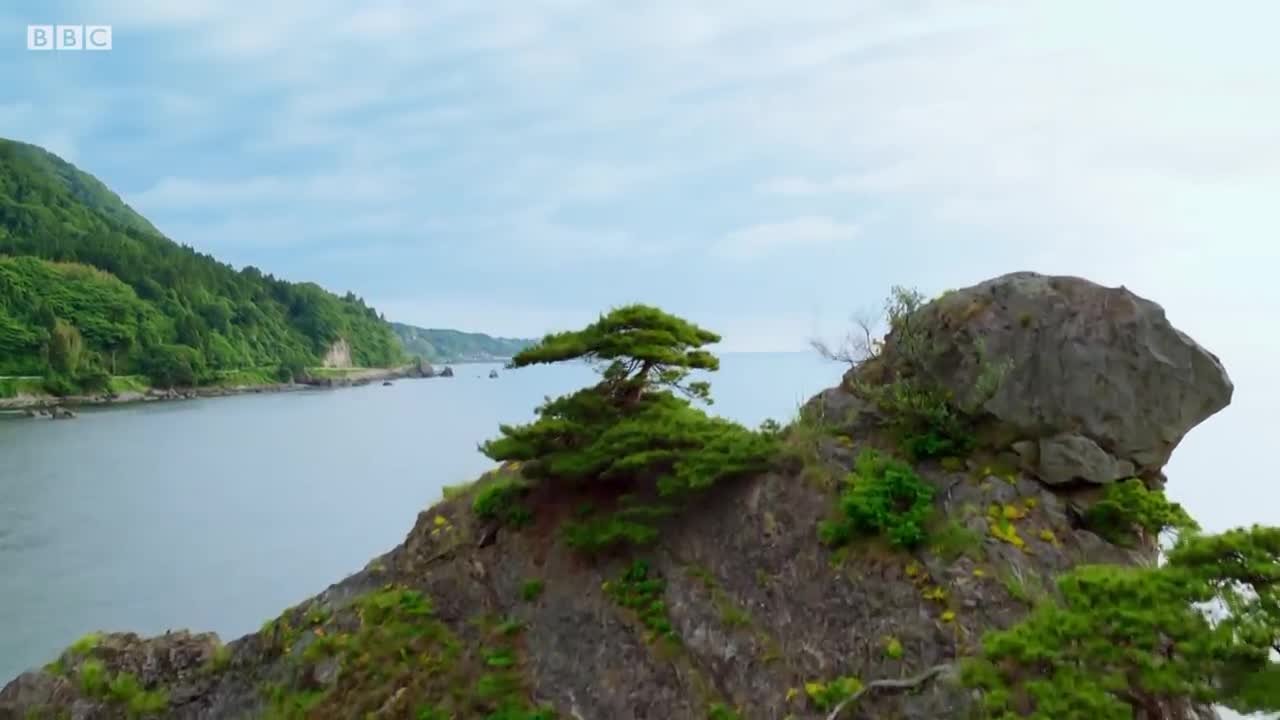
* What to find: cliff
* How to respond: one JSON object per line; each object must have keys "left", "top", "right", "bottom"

{"left": 0, "top": 273, "right": 1243, "bottom": 720}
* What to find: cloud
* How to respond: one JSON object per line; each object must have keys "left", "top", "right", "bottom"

{"left": 6, "top": 0, "right": 1278, "bottom": 353}
{"left": 713, "top": 216, "right": 859, "bottom": 260}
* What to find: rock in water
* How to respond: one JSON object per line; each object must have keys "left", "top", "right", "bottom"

{"left": 488, "top": 369, "right": 499, "bottom": 379}
{"left": 49, "top": 406, "right": 77, "bottom": 420}
{"left": 440, "top": 366, "right": 454, "bottom": 377}
{"left": 860, "top": 271, "right": 1232, "bottom": 484}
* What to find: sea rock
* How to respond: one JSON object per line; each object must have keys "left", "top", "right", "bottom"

{"left": 488, "top": 369, "right": 499, "bottom": 379}
{"left": 49, "top": 406, "right": 76, "bottom": 420}
{"left": 439, "top": 366, "right": 454, "bottom": 378}
{"left": 382, "top": 381, "right": 393, "bottom": 386}
{"left": 858, "top": 271, "right": 1233, "bottom": 482}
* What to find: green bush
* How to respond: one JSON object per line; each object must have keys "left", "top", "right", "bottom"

{"left": 819, "top": 449, "right": 936, "bottom": 550}
{"left": 471, "top": 476, "right": 533, "bottom": 528}
{"left": 1083, "top": 478, "right": 1198, "bottom": 545}
{"left": 603, "top": 560, "right": 677, "bottom": 643}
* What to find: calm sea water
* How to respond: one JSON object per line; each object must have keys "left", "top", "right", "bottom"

{"left": 0, "top": 351, "right": 1272, "bottom": 719}
{"left": 0, "top": 353, "right": 834, "bottom": 680}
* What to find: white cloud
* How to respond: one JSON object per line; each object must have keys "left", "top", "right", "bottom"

{"left": 713, "top": 216, "right": 858, "bottom": 260}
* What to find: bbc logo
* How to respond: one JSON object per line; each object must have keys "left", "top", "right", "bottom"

{"left": 27, "top": 25, "right": 113, "bottom": 51}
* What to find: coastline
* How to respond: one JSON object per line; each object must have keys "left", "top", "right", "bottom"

{"left": 0, "top": 365, "right": 442, "bottom": 413}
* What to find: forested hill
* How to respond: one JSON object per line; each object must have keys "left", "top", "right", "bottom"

{"left": 0, "top": 138, "right": 402, "bottom": 392}
{"left": 390, "top": 323, "right": 533, "bottom": 363}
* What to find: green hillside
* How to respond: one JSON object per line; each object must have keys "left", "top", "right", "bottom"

{"left": 0, "top": 138, "right": 403, "bottom": 392}
{"left": 391, "top": 323, "right": 533, "bottom": 363}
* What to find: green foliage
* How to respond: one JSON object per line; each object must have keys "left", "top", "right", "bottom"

{"left": 294, "top": 588, "right": 554, "bottom": 719}
{"left": 803, "top": 675, "right": 863, "bottom": 711}
{"left": 870, "top": 379, "right": 976, "bottom": 460}
{"left": 0, "top": 139, "right": 403, "bottom": 385}
{"left": 509, "top": 304, "right": 720, "bottom": 403}
{"left": 819, "top": 449, "right": 936, "bottom": 550}
{"left": 472, "top": 475, "right": 533, "bottom": 528}
{"left": 140, "top": 344, "right": 205, "bottom": 388}
{"left": 519, "top": 580, "right": 545, "bottom": 602}
{"left": 962, "top": 525, "right": 1280, "bottom": 718}
{"left": 480, "top": 306, "right": 777, "bottom": 553}
{"left": 884, "top": 636, "right": 904, "bottom": 660}
{"left": 1083, "top": 478, "right": 1199, "bottom": 545}
{"left": 706, "top": 702, "right": 742, "bottom": 720}
{"left": 73, "top": 658, "right": 168, "bottom": 718}
{"left": 603, "top": 560, "right": 678, "bottom": 643}
{"left": 391, "top": 323, "right": 533, "bottom": 363}
{"left": 561, "top": 505, "right": 667, "bottom": 554}
{"left": 836, "top": 286, "right": 1007, "bottom": 459}
{"left": 929, "top": 519, "right": 985, "bottom": 561}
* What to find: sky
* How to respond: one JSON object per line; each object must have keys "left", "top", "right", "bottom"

{"left": 2, "top": 3, "right": 1279, "bottom": 524}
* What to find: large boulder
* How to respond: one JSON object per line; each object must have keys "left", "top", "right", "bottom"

{"left": 860, "top": 272, "right": 1233, "bottom": 484}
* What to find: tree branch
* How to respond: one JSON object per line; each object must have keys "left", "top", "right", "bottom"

{"left": 824, "top": 663, "right": 953, "bottom": 720}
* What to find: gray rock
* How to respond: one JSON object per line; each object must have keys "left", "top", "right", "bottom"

{"left": 439, "top": 366, "right": 454, "bottom": 378}
{"left": 1038, "top": 433, "right": 1136, "bottom": 485}
{"left": 872, "top": 271, "right": 1233, "bottom": 480}
{"left": 50, "top": 406, "right": 77, "bottom": 420}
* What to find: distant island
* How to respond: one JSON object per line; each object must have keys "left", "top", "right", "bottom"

{"left": 0, "top": 138, "right": 523, "bottom": 407}
{"left": 390, "top": 323, "right": 533, "bottom": 364}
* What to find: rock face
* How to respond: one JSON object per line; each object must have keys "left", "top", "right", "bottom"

{"left": 861, "top": 272, "right": 1233, "bottom": 485}
{"left": 0, "top": 273, "right": 1234, "bottom": 720}
{"left": 321, "top": 338, "right": 353, "bottom": 369}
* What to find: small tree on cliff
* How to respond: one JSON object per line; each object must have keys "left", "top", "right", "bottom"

{"left": 505, "top": 304, "right": 721, "bottom": 405}
{"left": 479, "top": 305, "right": 777, "bottom": 553}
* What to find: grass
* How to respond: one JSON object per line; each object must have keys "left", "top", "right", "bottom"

{"left": 304, "top": 366, "right": 375, "bottom": 380}
{"left": 106, "top": 375, "right": 149, "bottom": 394}
{"left": 74, "top": 658, "right": 169, "bottom": 718}
{"left": 272, "top": 587, "right": 553, "bottom": 719}
{"left": 930, "top": 519, "right": 986, "bottom": 561}
{"left": 998, "top": 562, "right": 1048, "bottom": 605}
{"left": 0, "top": 376, "right": 45, "bottom": 398}
{"left": 210, "top": 367, "right": 279, "bottom": 388}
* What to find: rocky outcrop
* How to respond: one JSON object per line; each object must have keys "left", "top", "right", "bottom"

{"left": 853, "top": 272, "right": 1233, "bottom": 486}
{"left": 0, "top": 273, "right": 1234, "bottom": 720}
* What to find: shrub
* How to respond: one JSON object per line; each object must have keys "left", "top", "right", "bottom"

{"left": 603, "top": 560, "right": 677, "bottom": 643}
{"left": 1083, "top": 478, "right": 1198, "bottom": 545}
{"left": 819, "top": 449, "right": 936, "bottom": 550}
{"left": 471, "top": 476, "right": 533, "bottom": 528}
{"left": 141, "top": 343, "right": 205, "bottom": 388}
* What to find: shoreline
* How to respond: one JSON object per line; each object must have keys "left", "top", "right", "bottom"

{"left": 0, "top": 365, "right": 443, "bottom": 413}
